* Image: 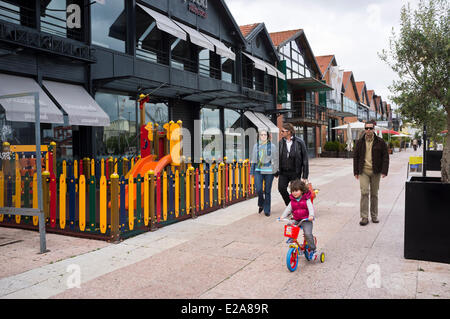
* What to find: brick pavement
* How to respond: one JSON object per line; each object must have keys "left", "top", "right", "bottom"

{"left": 1, "top": 147, "right": 449, "bottom": 299}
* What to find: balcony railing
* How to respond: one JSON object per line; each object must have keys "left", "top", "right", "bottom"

{"left": 284, "top": 101, "right": 328, "bottom": 124}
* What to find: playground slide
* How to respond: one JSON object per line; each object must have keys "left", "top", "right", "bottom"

{"left": 123, "top": 154, "right": 172, "bottom": 210}
{"left": 125, "top": 154, "right": 172, "bottom": 179}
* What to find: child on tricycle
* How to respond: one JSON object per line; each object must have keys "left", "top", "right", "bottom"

{"left": 278, "top": 179, "right": 324, "bottom": 271}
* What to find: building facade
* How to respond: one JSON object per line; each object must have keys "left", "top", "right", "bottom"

{"left": 0, "top": 0, "right": 280, "bottom": 162}
{"left": 270, "top": 29, "right": 332, "bottom": 158}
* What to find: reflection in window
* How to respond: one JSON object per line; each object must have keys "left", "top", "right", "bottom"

{"left": 171, "top": 38, "right": 197, "bottom": 73}
{"left": 95, "top": 92, "right": 169, "bottom": 157}
{"left": 91, "top": 0, "right": 126, "bottom": 52}
{"left": 41, "top": 0, "right": 67, "bottom": 38}
{"left": 43, "top": 125, "right": 73, "bottom": 161}
{"left": 198, "top": 49, "right": 220, "bottom": 79}
{"left": 221, "top": 57, "right": 234, "bottom": 83}
{"left": 224, "top": 109, "right": 242, "bottom": 161}
{"left": 0, "top": 1, "right": 35, "bottom": 27}
{"left": 201, "top": 108, "right": 222, "bottom": 161}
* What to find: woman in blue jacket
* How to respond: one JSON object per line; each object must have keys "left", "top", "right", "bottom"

{"left": 250, "top": 129, "right": 279, "bottom": 217}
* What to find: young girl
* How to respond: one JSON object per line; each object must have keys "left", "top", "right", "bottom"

{"left": 280, "top": 179, "right": 317, "bottom": 260}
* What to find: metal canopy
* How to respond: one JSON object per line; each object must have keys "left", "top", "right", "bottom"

{"left": 200, "top": 32, "right": 236, "bottom": 61}
{"left": 137, "top": 4, "right": 187, "bottom": 41}
{"left": 43, "top": 80, "right": 110, "bottom": 127}
{"left": 172, "top": 20, "right": 214, "bottom": 52}
{"left": 0, "top": 73, "right": 63, "bottom": 124}
{"left": 287, "top": 77, "right": 333, "bottom": 91}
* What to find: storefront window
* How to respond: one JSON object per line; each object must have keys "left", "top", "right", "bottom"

{"left": 221, "top": 57, "right": 234, "bottom": 83}
{"left": 171, "top": 38, "right": 197, "bottom": 73}
{"left": 201, "top": 108, "right": 222, "bottom": 161}
{"left": 224, "top": 109, "right": 242, "bottom": 161}
{"left": 94, "top": 92, "right": 169, "bottom": 158}
{"left": 91, "top": 0, "right": 126, "bottom": 52}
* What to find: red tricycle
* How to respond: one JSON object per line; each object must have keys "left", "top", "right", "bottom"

{"left": 280, "top": 218, "right": 325, "bottom": 272}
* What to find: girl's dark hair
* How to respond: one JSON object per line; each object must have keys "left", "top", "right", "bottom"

{"left": 290, "top": 179, "right": 309, "bottom": 193}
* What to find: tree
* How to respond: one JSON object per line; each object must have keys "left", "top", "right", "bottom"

{"left": 379, "top": 0, "right": 449, "bottom": 182}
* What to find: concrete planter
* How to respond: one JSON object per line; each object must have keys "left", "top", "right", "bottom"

{"left": 404, "top": 176, "right": 450, "bottom": 264}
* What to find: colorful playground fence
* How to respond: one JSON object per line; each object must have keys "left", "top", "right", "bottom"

{"left": 0, "top": 151, "right": 256, "bottom": 241}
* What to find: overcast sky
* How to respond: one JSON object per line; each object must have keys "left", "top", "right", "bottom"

{"left": 225, "top": 0, "right": 421, "bottom": 110}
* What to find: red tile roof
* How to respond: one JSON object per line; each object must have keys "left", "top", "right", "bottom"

{"left": 239, "top": 23, "right": 261, "bottom": 37}
{"left": 315, "top": 55, "right": 334, "bottom": 76}
{"left": 269, "top": 29, "right": 302, "bottom": 47}
{"left": 343, "top": 71, "right": 353, "bottom": 89}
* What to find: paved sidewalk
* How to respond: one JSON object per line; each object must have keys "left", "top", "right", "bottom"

{"left": 1, "top": 147, "right": 449, "bottom": 299}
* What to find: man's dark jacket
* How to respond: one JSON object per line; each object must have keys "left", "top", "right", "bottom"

{"left": 278, "top": 136, "right": 309, "bottom": 179}
{"left": 353, "top": 134, "right": 389, "bottom": 176}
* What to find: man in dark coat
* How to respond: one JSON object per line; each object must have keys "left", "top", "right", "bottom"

{"left": 276, "top": 123, "right": 309, "bottom": 206}
{"left": 353, "top": 120, "right": 389, "bottom": 226}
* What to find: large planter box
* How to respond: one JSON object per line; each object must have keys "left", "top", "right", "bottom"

{"left": 425, "top": 150, "right": 443, "bottom": 171}
{"left": 404, "top": 176, "right": 450, "bottom": 264}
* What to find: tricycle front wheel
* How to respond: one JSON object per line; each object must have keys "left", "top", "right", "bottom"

{"left": 286, "top": 247, "right": 299, "bottom": 272}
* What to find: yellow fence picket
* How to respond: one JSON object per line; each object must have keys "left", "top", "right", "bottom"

{"left": 79, "top": 175, "right": 86, "bottom": 231}
{"left": 100, "top": 176, "right": 107, "bottom": 234}
{"left": 32, "top": 173, "right": 38, "bottom": 226}
{"left": 59, "top": 174, "right": 66, "bottom": 229}
{"left": 175, "top": 170, "right": 179, "bottom": 218}
{"left": 200, "top": 163, "right": 204, "bottom": 211}
{"left": 15, "top": 168, "right": 21, "bottom": 223}
{"left": 128, "top": 176, "right": 134, "bottom": 230}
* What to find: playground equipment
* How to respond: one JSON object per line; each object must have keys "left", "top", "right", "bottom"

{"left": 0, "top": 94, "right": 257, "bottom": 242}
{"left": 120, "top": 94, "right": 184, "bottom": 209}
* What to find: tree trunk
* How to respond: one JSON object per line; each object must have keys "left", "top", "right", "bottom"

{"left": 442, "top": 109, "right": 450, "bottom": 183}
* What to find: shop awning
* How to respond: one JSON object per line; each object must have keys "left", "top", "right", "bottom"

{"left": 254, "top": 112, "right": 279, "bottom": 134}
{"left": 173, "top": 20, "right": 215, "bottom": 52}
{"left": 43, "top": 80, "right": 110, "bottom": 127}
{"left": 242, "top": 53, "right": 284, "bottom": 79}
{"left": 0, "top": 74, "right": 64, "bottom": 124}
{"left": 200, "top": 33, "right": 235, "bottom": 61}
{"left": 136, "top": 4, "right": 187, "bottom": 41}
{"left": 242, "top": 52, "right": 267, "bottom": 73}
{"left": 244, "top": 111, "right": 269, "bottom": 131}
{"left": 288, "top": 77, "right": 333, "bottom": 91}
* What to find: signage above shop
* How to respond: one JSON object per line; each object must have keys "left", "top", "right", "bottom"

{"left": 184, "top": 0, "right": 208, "bottom": 18}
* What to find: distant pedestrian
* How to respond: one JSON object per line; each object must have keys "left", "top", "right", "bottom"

{"left": 277, "top": 123, "right": 309, "bottom": 206}
{"left": 250, "top": 129, "right": 278, "bottom": 217}
{"left": 412, "top": 139, "right": 418, "bottom": 151}
{"left": 353, "top": 120, "right": 389, "bottom": 226}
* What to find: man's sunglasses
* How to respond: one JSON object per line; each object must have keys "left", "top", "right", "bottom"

{"left": 365, "top": 127, "right": 374, "bottom": 131}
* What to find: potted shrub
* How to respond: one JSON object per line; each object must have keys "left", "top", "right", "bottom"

{"left": 380, "top": 0, "right": 450, "bottom": 263}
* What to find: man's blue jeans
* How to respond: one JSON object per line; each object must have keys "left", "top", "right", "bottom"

{"left": 253, "top": 172, "right": 275, "bottom": 216}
